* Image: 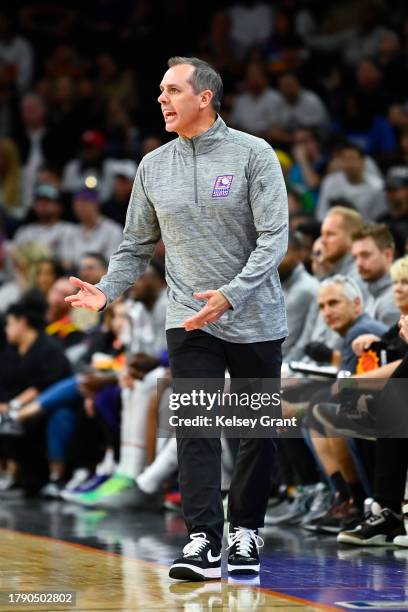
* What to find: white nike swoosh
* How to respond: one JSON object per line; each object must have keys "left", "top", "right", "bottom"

{"left": 207, "top": 550, "right": 222, "bottom": 563}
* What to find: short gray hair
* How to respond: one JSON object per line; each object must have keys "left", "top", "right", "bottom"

{"left": 167, "top": 56, "right": 223, "bottom": 113}
{"left": 319, "top": 274, "right": 364, "bottom": 306}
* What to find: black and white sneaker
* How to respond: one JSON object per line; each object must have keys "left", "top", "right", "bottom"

{"left": 337, "top": 501, "right": 404, "bottom": 546}
{"left": 169, "top": 532, "right": 221, "bottom": 581}
{"left": 227, "top": 526, "right": 264, "bottom": 575}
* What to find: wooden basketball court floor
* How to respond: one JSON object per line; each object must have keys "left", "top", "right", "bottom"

{"left": 0, "top": 497, "right": 408, "bottom": 611}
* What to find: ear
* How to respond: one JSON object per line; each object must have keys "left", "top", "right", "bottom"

{"left": 199, "top": 89, "right": 213, "bottom": 110}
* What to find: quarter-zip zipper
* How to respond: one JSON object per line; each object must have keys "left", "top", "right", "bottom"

{"left": 191, "top": 140, "right": 198, "bottom": 204}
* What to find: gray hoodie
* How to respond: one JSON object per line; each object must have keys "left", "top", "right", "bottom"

{"left": 96, "top": 117, "right": 288, "bottom": 343}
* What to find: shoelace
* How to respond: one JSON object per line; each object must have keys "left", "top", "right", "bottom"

{"left": 363, "top": 510, "right": 385, "bottom": 525}
{"left": 182, "top": 532, "right": 210, "bottom": 557}
{"left": 226, "top": 527, "right": 264, "bottom": 557}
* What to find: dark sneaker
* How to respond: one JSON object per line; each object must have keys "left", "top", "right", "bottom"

{"left": 300, "top": 483, "right": 333, "bottom": 529}
{"left": 0, "top": 413, "right": 23, "bottom": 436}
{"left": 169, "top": 532, "right": 221, "bottom": 581}
{"left": 337, "top": 502, "right": 404, "bottom": 546}
{"left": 318, "top": 500, "right": 363, "bottom": 534}
{"left": 40, "top": 478, "right": 66, "bottom": 499}
{"left": 227, "top": 526, "right": 264, "bottom": 575}
{"left": 312, "top": 397, "right": 376, "bottom": 440}
{"left": 394, "top": 503, "right": 408, "bottom": 547}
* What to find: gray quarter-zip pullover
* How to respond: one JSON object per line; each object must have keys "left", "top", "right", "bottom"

{"left": 95, "top": 116, "right": 288, "bottom": 343}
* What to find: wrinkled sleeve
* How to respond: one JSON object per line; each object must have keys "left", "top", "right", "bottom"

{"left": 95, "top": 162, "right": 160, "bottom": 306}
{"left": 219, "top": 146, "right": 288, "bottom": 310}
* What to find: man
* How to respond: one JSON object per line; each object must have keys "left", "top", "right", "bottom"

{"left": 46, "top": 277, "right": 84, "bottom": 355}
{"left": 13, "top": 184, "right": 75, "bottom": 261}
{"left": 302, "top": 275, "right": 387, "bottom": 533}
{"left": 0, "top": 290, "right": 73, "bottom": 493}
{"left": 316, "top": 144, "right": 386, "bottom": 222}
{"left": 102, "top": 160, "right": 137, "bottom": 226}
{"left": 378, "top": 166, "right": 408, "bottom": 255}
{"left": 229, "top": 62, "right": 280, "bottom": 137}
{"left": 66, "top": 188, "right": 123, "bottom": 268}
{"left": 351, "top": 223, "right": 399, "bottom": 327}
{"left": 279, "top": 231, "right": 318, "bottom": 359}
{"left": 65, "top": 56, "right": 288, "bottom": 581}
{"left": 288, "top": 206, "right": 364, "bottom": 363}
{"left": 268, "top": 72, "right": 330, "bottom": 144}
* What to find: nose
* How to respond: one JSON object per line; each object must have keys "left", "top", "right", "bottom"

{"left": 158, "top": 90, "right": 168, "bottom": 104}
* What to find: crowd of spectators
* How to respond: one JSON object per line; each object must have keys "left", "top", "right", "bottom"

{"left": 1, "top": 1, "right": 408, "bottom": 549}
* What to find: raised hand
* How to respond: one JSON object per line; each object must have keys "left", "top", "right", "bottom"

{"left": 64, "top": 276, "right": 107, "bottom": 311}
{"left": 182, "top": 289, "right": 231, "bottom": 332}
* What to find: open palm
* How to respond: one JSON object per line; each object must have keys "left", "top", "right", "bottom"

{"left": 64, "top": 276, "right": 107, "bottom": 311}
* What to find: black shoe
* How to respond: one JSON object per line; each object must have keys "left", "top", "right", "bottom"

{"left": 337, "top": 502, "right": 404, "bottom": 546}
{"left": 313, "top": 397, "right": 376, "bottom": 440}
{"left": 316, "top": 500, "right": 363, "bottom": 534}
{"left": 169, "top": 532, "right": 221, "bottom": 581}
{"left": 227, "top": 526, "right": 263, "bottom": 575}
{"left": 0, "top": 413, "right": 23, "bottom": 436}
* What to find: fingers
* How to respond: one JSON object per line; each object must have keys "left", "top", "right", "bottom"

{"left": 68, "top": 276, "right": 86, "bottom": 289}
{"left": 193, "top": 290, "right": 216, "bottom": 300}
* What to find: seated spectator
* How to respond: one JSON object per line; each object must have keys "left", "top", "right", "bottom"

{"left": 17, "top": 93, "right": 61, "bottom": 212}
{"left": 0, "top": 138, "right": 23, "bottom": 230}
{"left": 0, "top": 290, "right": 72, "bottom": 493}
{"left": 268, "top": 73, "right": 330, "bottom": 144}
{"left": 229, "top": 62, "right": 280, "bottom": 137}
{"left": 45, "top": 277, "right": 85, "bottom": 355}
{"left": 351, "top": 223, "right": 399, "bottom": 327}
{"left": 288, "top": 127, "right": 327, "bottom": 211}
{"left": 66, "top": 188, "right": 122, "bottom": 268}
{"left": 301, "top": 276, "right": 387, "bottom": 532}
{"left": 13, "top": 184, "right": 76, "bottom": 261}
{"left": 102, "top": 160, "right": 137, "bottom": 226}
{"left": 227, "top": 1, "right": 274, "bottom": 58}
{"left": 288, "top": 207, "right": 365, "bottom": 363}
{"left": 332, "top": 93, "right": 396, "bottom": 159}
{"left": 279, "top": 231, "right": 318, "bottom": 359}
{"left": 62, "top": 130, "right": 118, "bottom": 202}
{"left": 0, "top": 241, "right": 51, "bottom": 313}
{"left": 316, "top": 143, "right": 386, "bottom": 221}
{"left": 71, "top": 252, "right": 108, "bottom": 331}
{"left": 35, "top": 257, "right": 65, "bottom": 298}
{"left": 295, "top": 219, "right": 322, "bottom": 273}
{"left": 0, "top": 12, "right": 33, "bottom": 93}
{"left": 378, "top": 166, "right": 408, "bottom": 256}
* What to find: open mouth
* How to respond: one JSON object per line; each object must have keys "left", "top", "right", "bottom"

{"left": 163, "top": 111, "right": 177, "bottom": 120}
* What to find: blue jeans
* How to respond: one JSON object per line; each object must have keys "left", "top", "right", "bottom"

{"left": 37, "top": 376, "right": 80, "bottom": 462}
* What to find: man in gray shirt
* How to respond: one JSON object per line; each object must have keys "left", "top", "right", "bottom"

{"left": 351, "top": 223, "right": 399, "bottom": 327}
{"left": 65, "top": 56, "right": 288, "bottom": 581}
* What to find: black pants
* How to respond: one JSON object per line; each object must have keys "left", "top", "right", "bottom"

{"left": 374, "top": 354, "right": 408, "bottom": 509}
{"left": 166, "top": 328, "right": 283, "bottom": 544}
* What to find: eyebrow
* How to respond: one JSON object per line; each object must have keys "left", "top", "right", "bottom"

{"left": 159, "top": 83, "right": 181, "bottom": 91}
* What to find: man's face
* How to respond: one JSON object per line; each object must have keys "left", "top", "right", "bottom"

{"left": 113, "top": 176, "right": 132, "bottom": 200}
{"left": 79, "top": 257, "right": 107, "bottom": 284}
{"left": 393, "top": 278, "right": 408, "bottom": 314}
{"left": 131, "top": 268, "right": 161, "bottom": 303}
{"left": 340, "top": 149, "right": 364, "bottom": 179}
{"left": 73, "top": 198, "right": 99, "bottom": 224}
{"left": 386, "top": 187, "right": 408, "bottom": 218}
{"left": 320, "top": 214, "right": 350, "bottom": 263}
{"left": 278, "top": 74, "right": 300, "bottom": 103}
{"left": 352, "top": 237, "right": 392, "bottom": 282}
{"left": 278, "top": 245, "right": 299, "bottom": 279}
{"left": 5, "top": 314, "right": 25, "bottom": 345}
{"left": 34, "top": 198, "right": 61, "bottom": 223}
{"left": 158, "top": 64, "right": 210, "bottom": 136}
{"left": 21, "top": 97, "right": 45, "bottom": 127}
{"left": 318, "top": 284, "right": 360, "bottom": 336}
{"left": 47, "top": 278, "right": 74, "bottom": 321}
